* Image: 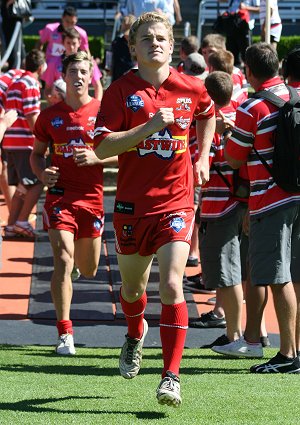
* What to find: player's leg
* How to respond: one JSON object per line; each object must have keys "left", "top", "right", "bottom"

{"left": 118, "top": 252, "right": 153, "bottom": 379}
{"left": 156, "top": 240, "right": 190, "bottom": 407}
{"left": 48, "top": 228, "right": 76, "bottom": 355}
{"left": 74, "top": 236, "right": 102, "bottom": 278}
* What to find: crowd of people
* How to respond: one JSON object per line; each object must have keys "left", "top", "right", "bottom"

{"left": 1, "top": 0, "right": 300, "bottom": 410}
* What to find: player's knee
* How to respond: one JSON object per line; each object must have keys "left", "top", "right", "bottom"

{"left": 160, "top": 281, "right": 180, "bottom": 301}
{"left": 80, "top": 265, "right": 98, "bottom": 279}
{"left": 15, "top": 183, "right": 27, "bottom": 200}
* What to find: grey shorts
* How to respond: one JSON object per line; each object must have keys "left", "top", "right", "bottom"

{"left": 199, "top": 204, "right": 247, "bottom": 289}
{"left": 6, "top": 149, "right": 39, "bottom": 186}
{"left": 249, "top": 205, "right": 300, "bottom": 285}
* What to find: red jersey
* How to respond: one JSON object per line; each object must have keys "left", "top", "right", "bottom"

{"left": 200, "top": 101, "right": 247, "bottom": 220}
{"left": 0, "top": 69, "right": 25, "bottom": 112}
{"left": 2, "top": 71, "right": 40, "bottom": 150}
{"left": 231, "top": 67, "right": 248, "bottom": 104}
{"left": 226, "top": 77, "right": 300, "bottom": 218}
{"left": 95, "top": 68, "right": 215, "bottom": 219}
{"left": 34, "top": 98, "right": 103, "bottom": 208}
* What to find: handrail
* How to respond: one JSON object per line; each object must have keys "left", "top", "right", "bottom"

{"left": 0, "top": 21, "right": 22, "bottom": 69}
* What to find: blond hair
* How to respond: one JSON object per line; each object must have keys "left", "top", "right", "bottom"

{"left": 129, "top": 12, "right": 174, "bottom": 47}
{"left": 62, "top": 50, "right": 93, "bottom": 74}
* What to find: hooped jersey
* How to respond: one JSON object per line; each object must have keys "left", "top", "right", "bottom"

{"left": 95, "top": 68, "right": 215, "bottom": 219}
{"left": 34, "top": 98, "right": 103, "bottom": 208}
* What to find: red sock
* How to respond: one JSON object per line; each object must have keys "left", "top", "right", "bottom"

{"left": 160, "top": 301, "right": 188, "bottom": 378}
{"left": 120, "top": 289, "right": 147, "bottom": 339}
{"left": 56, "top": 320, "right": 73, "bottom": 336}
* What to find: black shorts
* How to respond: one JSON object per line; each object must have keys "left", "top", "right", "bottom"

{"left": 6, "top": 149, "right": 40, "bottom": 186}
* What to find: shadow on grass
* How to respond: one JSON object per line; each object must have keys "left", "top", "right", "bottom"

{"left": 0, "top": 363, "right": 247, "bottom": 375}
{"left": 0, "top": 395, "right": 167, "bottom": 419}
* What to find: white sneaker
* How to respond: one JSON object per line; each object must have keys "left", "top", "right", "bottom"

{"left": 56, "top": 333, "right": 76, "bottom": 355}
{"left": 119, "top": 319, "right": 148, "bottom": 379}
{"left": 156, "top": 371, "right": 182, "bottom": 408}
{"left": 212, "top": 336, "right": 263, "bottom": 358}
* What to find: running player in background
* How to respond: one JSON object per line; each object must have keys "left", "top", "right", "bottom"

{"left": 94, "top": 12, "right": 215, "bottom": 407}
{"left": 30, "top": 51, "right": 117, "bottom": 356}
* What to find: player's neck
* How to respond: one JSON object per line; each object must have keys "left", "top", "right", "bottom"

{"left": 65, "top": 93, "right": 92, "bottom": 111}
{"left": 136, "top": 63, "right": 170, "bottom": 90}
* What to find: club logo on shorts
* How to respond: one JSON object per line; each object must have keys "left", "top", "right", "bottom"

{"left": 53, "top": 207, "right": 61, "bottom": 215}
{"left": 126, "top": 95, "right": 144, "bottom": 112}
{"left": 170, "top": 217, "right": 186, "bottom": 233}
{"left": 122, "top": 224, "right": 133, "bottom": 237}
{"left": 51, "top": 117, "right": 63, "bottom": 128}
{"left": 94, "top": 218, "right": 102, "bottom": 231}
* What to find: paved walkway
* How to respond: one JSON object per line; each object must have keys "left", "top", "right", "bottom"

{"left": 0, "top": 193, "right": 279, "bottom": 348}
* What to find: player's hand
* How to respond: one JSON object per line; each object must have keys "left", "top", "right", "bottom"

{"left": 73, "top": 147, "right": 99, "bottom": 166}
{"left": 148, "top": 108, "right": 174, "bottom": 133}
{"left": 193, "top": 157, "right": 210, "bottom": 186}
{"left": 0, "top": 110, "right": 18, "bottom": 129}
{"left": 42, "top": 166, "right": 60, "bottom": 188}
{"left": 216, "top": 110, "right": 235, "bottom": 135}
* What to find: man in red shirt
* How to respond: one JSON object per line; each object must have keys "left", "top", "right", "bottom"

{"left": 94, "top": 12, "right": 215, "bottom": 406}
{"left": 225, "top": 42, "right": 300, "bottom": 373}
{"left": 30, "top": 51, "right": 116, "bottom": 356}
{"left": 3, "top": 50, "right": 46, "bottom": 238}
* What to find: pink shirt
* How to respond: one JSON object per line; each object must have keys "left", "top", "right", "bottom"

{"left": 39, "top": 22, "right": 89, "bottom": 62}
{"left": 41, "top": 56, "right": 102, "bottom": 87}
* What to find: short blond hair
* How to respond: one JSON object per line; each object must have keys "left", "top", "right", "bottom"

{"left": 129, "top": 12, "right": 174, "bottom": 47}
{"left": 62, "top": 51, "right": 93, "bottom": 74}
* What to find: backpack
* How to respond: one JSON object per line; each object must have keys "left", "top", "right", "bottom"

{"left": 251, "top": 85, "right": 300, "bottom": 193}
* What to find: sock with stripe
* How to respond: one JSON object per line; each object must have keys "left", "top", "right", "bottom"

{"left": 120, "top": 289, "right": 147, "bottom": 340}
{"left": 160, "top": 301, "right": 188, "bottom": 378}
{"left": 56, "top": 319, "right": 73, "bottom": 336}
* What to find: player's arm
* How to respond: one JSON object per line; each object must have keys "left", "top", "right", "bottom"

{"left": 26, "top": 112, "right": 40, "bottom": 132}
{"left": 0, "top": 110, "right": 18, "bottom": 141}
{"left": 193, "top": 115, "right": 216, "bottom": 185}
{"left": 224, "top": 151, "right": 245, "bottom": 169}
{"left": 95, "top": 107, "right": 174, "bottom": 159}
{"left": 30, "top": 139, "right": 60, "bottom": 188}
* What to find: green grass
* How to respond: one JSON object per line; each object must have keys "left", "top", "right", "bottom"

{"left": 0, "top": 345, "right": 299, "bottom": 425}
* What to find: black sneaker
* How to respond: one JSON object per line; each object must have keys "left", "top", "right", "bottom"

{"left": 184, "top": 274, "right": 216, "bottom": 294}
{"left": 250, "top": 351, "right": 300, "bottom": 374}
{"left": 201, "top": 334, "right": 230, "bottom": 349}
{"left": 189, "top": 310, "right": 226, "bottom": 328}
{"left": 260, "top": 336, "right": 271, "bottom": 348}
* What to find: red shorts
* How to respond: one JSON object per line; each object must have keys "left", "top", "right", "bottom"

{"left": 43, "top": 202, "right": 104, "bottom": 240}
{"left": 114, "top": 209, "right": 194, "bottom": 256}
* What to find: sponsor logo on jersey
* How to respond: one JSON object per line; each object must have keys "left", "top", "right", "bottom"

{"left": 170, "top": 217, "right": 186, "bottom": 233}
{"left": 176, "top": 97, "right": 192, "bottom": 111}
{"left": 175, "top": 116, "right": 190, "bottom": 129}
{"left": 51, "top": 117, "right": 63, "bottom": 128}
{"left": 167, "top": 211, "right": 187, "bottom": 218}
{"left": 53, "top": 137, "right": 92, "bottom": 158}
{"left": 87, "top": 116, "right": 96, "bottom": 126}
{"left": 66, "top": 126, "right": 84, "bottom": 131}
{"left": 137, "top": 128, "right": 187, "bottom": 159}
{"left": 52, "top": 33, "right": 59, "bottom": 40}
{"left": 126, "top": 94, "right": 144, "bottom": 112}
{"left": 87, "top": 130, "right": 94, "bottom": 139}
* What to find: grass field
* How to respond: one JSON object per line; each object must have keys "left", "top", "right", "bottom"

{"left": 0, "top": 345, "right": 299, "bottom": 425}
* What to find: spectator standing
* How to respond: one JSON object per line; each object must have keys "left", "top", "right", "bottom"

{"left": 0, "top": 68, "right": 25, "bottom": 216}
{"left": 41, "top": 28, "right": 102, "bottom": 100}
{"left": 259, "top": 0, "right": 281, "bottom": 50}
{"left": 164, "top": 0, "right": 182, "bottom": 26}
{"left": 0, "top": 0, "right": 26, "bottom": 69}
{"left": 36, "top": 6, "right": 90, "bottom": 64}
{"left": 177, "top": 35, "right": 200, "bottom": 74}
{"left": 30, "top": 51, "right": 117, "bottom": 355}
{"left": 2, "top": 49, "right": 45, "bottom": 238}
{"left": 225, "top": 42, "right": 300, "bottom": 373}
{"left": 94, "top": 12, "right": 215, "bottom": 406}
{"left": 111, "top": 14, "right": 136, "bottom": 82}
{"left": 122, "top": 0, "right": 167, "bottom": 17}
